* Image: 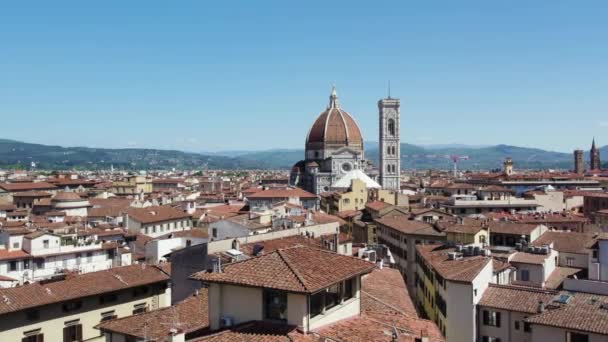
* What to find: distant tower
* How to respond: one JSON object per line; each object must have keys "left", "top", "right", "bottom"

{"left": 574, "top": 150, "right": 584, "bottom": 174}
{"left": 378, "top": 93, "right": 401, "bottom": 191}
{"left": 591, "top": 138, "right": 601, "bottom": 170}
{"left": 503, "top": 157, "right": 514, "bottom": 176}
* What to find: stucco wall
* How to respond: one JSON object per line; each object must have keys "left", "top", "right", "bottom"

{"left": 0, "top": 284, "right": 169, "bottom": 342}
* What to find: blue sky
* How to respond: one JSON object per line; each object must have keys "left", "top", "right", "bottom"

{"left": 1, "top": 1, "right": 607, "bottom": 152}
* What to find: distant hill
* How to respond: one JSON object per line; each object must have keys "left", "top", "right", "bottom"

{"left": 0, "top": 139, "right": 259, "bottom": 170}
{"left": 0, "top": 138, "right": 606, "bottom": 171}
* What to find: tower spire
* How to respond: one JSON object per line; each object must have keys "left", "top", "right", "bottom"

{"left": 592, "top": 137, "right": 596, "bottom": 150}
{"left": 329, "top": 84, "right": 339, "bottom": 109}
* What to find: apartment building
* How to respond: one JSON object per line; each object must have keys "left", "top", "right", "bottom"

{"left": 0, "top": 264, "right": 171, "bottom": 342}
{"left": 415, "top": 244, "right": 494, "bottom": 342}
{"left": 479, "top": 284, "right": 608, "bottom": 342}
{"left": 191, "top": 245, "right": 375, "bottom": 332}
{"left": 124, "top": 206, "right": 192, "bottom": 238}
{"left": 375, "top": 216, "right": 445, "bottom": 294}
{"left": 0, "top": 228, "right": 131, "bottom": 286}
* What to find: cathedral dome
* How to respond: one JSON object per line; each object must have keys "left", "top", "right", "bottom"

{"left": 305, "top": 87, "right": 363, "bottom": 151}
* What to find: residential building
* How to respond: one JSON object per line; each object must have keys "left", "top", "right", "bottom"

{"left": 415, "top": 244, "right": 494, "bottom": 341}
{"left": 245, "top": 187, "right": 318, "bottom": 211}
{"left": 190, "top": 245, "right": 375, "bottom": 332}
{"left": 0, "top": 264, "right": 171, "bottom": 342}
{"left": 124, "top": 206, "right": 192, "bottom": 238}
{"left": 375, "top": 216, "right": 445, "bottom": 294}
{"left": 97, "top": 289, "right": 208, "bottom": 341}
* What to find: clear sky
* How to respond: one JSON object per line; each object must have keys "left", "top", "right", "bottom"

{"left": 1, "top": 1, "right": 607, "bottom": 152}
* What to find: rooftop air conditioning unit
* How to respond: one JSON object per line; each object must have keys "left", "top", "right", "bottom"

{"left": 220, "top": 316, "right": 234, "bottom": 328}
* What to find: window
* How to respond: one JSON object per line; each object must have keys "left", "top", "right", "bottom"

{"left": 263, "top": 289, "right": 287, "bottom": 321}
{"left": 310, "top": 291, "right": 325, "bottom": 317}
{"left": 482, "top": 310, "right": 501, "bottom": 327}
{"left": 567, "top": 332, "right": 589, "bottom": 342}
{"left": 387, "top": 119, "right": 395, "bottom": 136}
{"left": 212, "top": 228, "right": 218, "bottom": 239}
{"left": 63, "top": 321, "right": 82, "bottom": 342}
{"left": 62, "top": 301, "right": 83, "bottom": 312}
{"left": 12, "top": 242, "right": 19, "bottom": 249}
{"left": 43, "top": 240, "right": 49, "bottom": 249}
{"left": 514, "top": 320, "right": 520, "bottom": 330}
{"left": 325, "top": 283, "right": 342, "bottom": 310}
{"left": 132, "top": 286, "right": 149, "bottom": 297}
{"left": 593, "top": 250, "right": 599, "bottom": 259}
{"left": 310, "top": 278, "right": 355, "bottom": 318}
{"left": 22, "top": 329, "right": 43, "bottom": 342}
{"left": 523, "top": 321, "right": 532, "bottom": 333}
{"left": 481, "top": 337, "right": 501, "bottom": 342}
{"left": 520, "top": 270, "right": 530, "bottom": 281}
{"left": 23, "top": 259, "right": 30, "bottom": 270}
{"left": 10, "top": 261, "right": 17, "bottom": 271}
{"left": 86, "top": 252, "right": 93, "bottom": 263}
{"left": 132, "top": 303, "right": 148, "bottom": 315}
{"left": 566, "top": 257, "right": 575, "bottom": 267}
{"left": 26, "top": 310, "right": 40, "bottom": 321}
{"left": 99, "top": 293, "right": 117, "bottom": 304}
{"left": 100, "top": 310, "right": 117, "bottom": 322}
{"left": 35, "top": 259, "right": 44, "bottom": 269}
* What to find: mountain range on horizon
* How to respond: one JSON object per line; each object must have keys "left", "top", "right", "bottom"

{"left": 0, "top": 138, "right": 606, "bottom": 171}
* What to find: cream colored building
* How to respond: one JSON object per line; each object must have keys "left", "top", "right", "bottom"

{"left": 0, "top": 264, "right": 170, "bottom": 342}
{"left": 190, "top": 245, "right": 374, "bottom": 333}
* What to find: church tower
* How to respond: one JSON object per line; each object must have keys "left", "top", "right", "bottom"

{"left": 378, "top": 95, "right": 401, "bottom": 191}
{"left": 591, "top": 138, "right": 601, "bottom": 170}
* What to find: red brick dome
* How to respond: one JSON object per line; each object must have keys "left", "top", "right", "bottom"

{"left": 306, "top": 88, "right": 363, "bottom": 150}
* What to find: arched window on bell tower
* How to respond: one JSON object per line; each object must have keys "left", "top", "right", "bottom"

{"left": 387, "top": 119, "right": 395, "bottom": 136}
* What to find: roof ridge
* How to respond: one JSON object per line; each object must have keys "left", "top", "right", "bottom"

{"left": 276, "top": 249, "right": 308, "bottom": 292}
{"left": 489, "top": 283, "right": 558, "bottom": 294}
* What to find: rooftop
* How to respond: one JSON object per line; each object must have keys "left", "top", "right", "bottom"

{"left": 0, "top": 264, "right": 169, "bottom": 315}
{"left": 97, "top": 290, "right": 208, "bottom": 340}
{"left": 191, "top": 245, "right": 374, "bottom": 294}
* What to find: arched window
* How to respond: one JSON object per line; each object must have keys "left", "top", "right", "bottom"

{"left": 387, "top": 146, "right": 391, "bottom": 155}
{"left": 387, "top": 119, "right": 395, "bottom": 136}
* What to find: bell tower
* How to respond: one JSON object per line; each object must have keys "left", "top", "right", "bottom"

{"left": 378, "top": 95, "right": 401, "bottom": 191}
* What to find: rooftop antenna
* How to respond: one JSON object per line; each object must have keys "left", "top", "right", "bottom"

{"left": 388, "top": 80, "right": 391, "bottom": 99}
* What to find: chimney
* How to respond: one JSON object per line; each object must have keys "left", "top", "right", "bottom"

{"left": 168, "top": 328, "right": 185, "bottom": 342}
{"left": 537, "top": 301, "right": 545, "bottom": 313}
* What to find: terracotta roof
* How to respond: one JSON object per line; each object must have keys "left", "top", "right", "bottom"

{"left": 416, "top": 244, "right": 491, "bottom": 283}
{"left": 531, "top": 231, "right": 596, "bottom": 254}
{"left": 313, "top": 311, "right": 445, "bottom": 342}
{"left": 126, "top": 206, "right": 191, "bottom": 224}
{"left": 246, "top": 188, "right": 317, "bottom": 199}
{"left": 11, "top": 191, "right": 53, "bottom": 198}
{"left": 365, "top": 201, "right": 391, "bottom": 211}
{"left": 88, "top": 206, "right": 124, "bottom": 218}
{"left": 97, "top": 290, "right": 208, "bottom": 340}
{"left": 375, "top": 217, "right": 444, "bottom": 237}
{"left": 0, "top": 264, "right": 169, "bottom": 315}
{"left": 479, "top": 284, "right": 557, "bottom": 314}
{"left": 194, "top": 321, "right": 302, "bottom": 342}
{"left": 361, "top": 268, "right": 417, "bottom": 316}
{"left": 526, "top": 291, "right": 608, "bottom": 335}
{"left": 52, "top": 191, "right": 84, "bottom": 201}
{"left": 436, "top": 218, "right": 486, "bottom": 234}
{"left": 306, "top": 101, "right": 363, "bottom": 149}
{"left": 479, "top": 185, "right": 514, "bottom": 193}
{"left": 510, "top": 251, "right": 551, "bottom": 265}
{"left": 545, "top": 267, "right": 583, "bottom": 289}
{"left": 191, "top": 246, "right": 374, "bottom": 293}
{"left": 0, "top": 182, "right": 57, "bottom": 192}
{"left": 0, "top": 249, "right": 30, "bottom": 261}
{"left": 487, "top": 221, "right": 539, "bottom": 235}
